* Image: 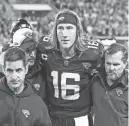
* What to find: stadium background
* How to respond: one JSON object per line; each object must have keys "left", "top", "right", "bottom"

{"left": 0, "top": 0, "right": 128, "bottom": 53}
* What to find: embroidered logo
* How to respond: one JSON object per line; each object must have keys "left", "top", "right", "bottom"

{"left": 64, "top": 60, "right": 69, "bottom": 66}
{"left": 21, "top": 24, "right": 28, "bottom": 28}
{"left": 41, "top": 53, "right": 48, "bottom": 60}
{"left": 33, "top": 83, "right": 40, "bottom": 90}
{"left": 116, "top": 89, "right": 123, "bottom": 97}
{"left": 58, "top": 16, "right": 65, "bottom": 21}
{"left": 22, "top": 109, "right": 30, "bottom": 118}
{"left": 82, "top": 62, "right": 91, "bottom": 70}
{"left": 90, "top": 69, "right": 98, "bottom": 75}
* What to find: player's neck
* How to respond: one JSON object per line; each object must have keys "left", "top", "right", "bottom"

{"left": 61, "top": 47, "right": 76, "bottom": 59}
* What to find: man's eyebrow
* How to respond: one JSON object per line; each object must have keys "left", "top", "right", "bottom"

{"left": 16, "top": 68, "right": 22, "bottom": 70}
{"left": 113, "top": 63, "right": 120, "bottom": 65}
{"left": 7, "top": 68, "right": 13, "bottom": 71}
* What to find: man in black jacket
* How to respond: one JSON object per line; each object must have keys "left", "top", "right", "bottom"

{"left": 91, "top": 43, "right": 128, "bottom": 126}
{"left": 0, "top": 47, "right": 51, "bottom": 126}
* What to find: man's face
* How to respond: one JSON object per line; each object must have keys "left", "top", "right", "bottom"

{"left": 21, "top": 44, "right": 36, "bottom": 67}
{"left": 105, "top": 51, "right": 127, "bottom": 81}
{"left": 25, "top": 50, "right": 36, "bottom": 67}
{"left": 57, "top": 23, "right": 77, "bottom": 49}
{"left": 4, "top": 60, "right": 27, "bottom": 90}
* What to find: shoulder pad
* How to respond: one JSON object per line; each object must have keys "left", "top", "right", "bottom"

{"left": 79, "top": 40, "right": 104, "bottom": 60}
{"left": 79, "top": 49, "right": 99, "bottom": 61}
{"left": 79, "top": 46, "right": 103, "bottom": 68}
{"left": 87, "top": 40, "right": 104, "bottom": 50}
{"left": 88, "top": 40, "right": 104, "bottom": 57}
{"left": 37, "top": 35, "right": 54, "bottom": 53}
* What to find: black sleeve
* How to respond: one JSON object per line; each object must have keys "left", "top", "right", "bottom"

{"left": 33, "top": 101, "right": 52, "bottom": 126}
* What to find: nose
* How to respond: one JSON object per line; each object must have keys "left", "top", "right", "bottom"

{"left": 62, "top": 29, "right": 68, "bottom": 38}
{"left": 30, "top": 51, "right": 35, "bottom": 57}
{"left": 11, "top": 72, "right": 18, "bottom": 80}
{"left": 109, "top": 65, "right": 115, "bottom": 71}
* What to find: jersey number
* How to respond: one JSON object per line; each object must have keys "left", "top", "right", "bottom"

{"left": 51, "top": 71, "right": 80, "bottom": 100}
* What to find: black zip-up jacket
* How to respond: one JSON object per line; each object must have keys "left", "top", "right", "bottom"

{"left": 0, "top": 77, "right": 52, "bottom": 126}
{"left": 91, "top": 70, "right": 128, "bottom": 126}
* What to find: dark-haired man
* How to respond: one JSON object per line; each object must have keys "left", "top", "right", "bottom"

{"left": 91, "top": 43, "right": 128, "bottom": 126}
{"left": 0, "top": 47, "right": 51, "bottom": 126}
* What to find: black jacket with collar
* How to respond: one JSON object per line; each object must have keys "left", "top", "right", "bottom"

{"left": 91, "top": 70, "right": 128, "bottom": 126}
{"left": 0, "top": 77, "right": 51, "bottom": 126}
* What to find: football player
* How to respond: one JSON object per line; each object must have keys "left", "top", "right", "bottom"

{"left": 37, "top": 9, "right": 104, "bottom": 126}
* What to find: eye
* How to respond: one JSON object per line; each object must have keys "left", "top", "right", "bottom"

{"left": 25, "top": 45, "right": 36, "bottom": 54}
{"left": 7, "top": 69, "right": 13, "bottom": 73}
{"left": 113, "top": 63, "right": 120, "bottom": 66}
{"left": 16, "top": 68, "right": 22, "bottom": 72}
{"left": 67, "top": 26, "right": 73, "bottom": 30}
{"left": 57, "top": 26, "right": 64, "bottom": 30}
{"left": 106, "top": 62, "right": 111, "bottom": 65}
{"left": 26, "top": 48, "right": 30, "bottom": 54}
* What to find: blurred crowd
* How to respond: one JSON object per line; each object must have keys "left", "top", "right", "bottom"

{"left": 51, "top": 0, "right": 128, "bottom": 36}
{"left": 0, "top": 0, "right": 128, "bottom": 54}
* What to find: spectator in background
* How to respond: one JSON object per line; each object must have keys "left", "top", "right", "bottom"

{"left": 91, "top": 43, "right": 128, "bottom": 126}
{"left": 21, "top": 12, "right": 31, "bottom": 24}
{"left": 0, "top": 19, "right": 46, "bottom": 103}
{"left": 51, "top": 0, "right": 128, "bottom": 36}
{"left": 0, "top": 47, "right": 51, "bottom": 126}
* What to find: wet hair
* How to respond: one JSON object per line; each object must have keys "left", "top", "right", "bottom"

{"left": 4, "top": 47, "right": 27, "bottom": 67}
{"left": 50, "top": 9, "right": 87, "bottom": 51}
{"left": 105, "top": 43, "right": 128, "bottom": 63}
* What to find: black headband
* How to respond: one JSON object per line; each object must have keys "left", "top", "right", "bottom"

{"left": 57, "top": 13, "right": 77, "bottom": 26}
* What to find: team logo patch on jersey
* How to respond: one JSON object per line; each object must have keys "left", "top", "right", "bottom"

{"left": 64, "top": 60, "right": 70, "bottom": 66}
{"left": 33, "top": 83, "right": 40, "bottom": 90}
{"left": 41, "top": 53, "right": 48, "bottom": 60}
{"left": 22, "top": 109, "right": 30, "bottom": 118}
{"left": 82, "top": 62, "right": 91, "bottom": 70}
{"left": 116, "top": 89, "right": 123, "bottom": 96}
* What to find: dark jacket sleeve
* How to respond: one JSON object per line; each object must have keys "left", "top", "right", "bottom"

{"left": 0, "top": 100, "right": 14, "bottom": 126}
{"left": 33, "top": 101, "right": 52, "bottom": 126}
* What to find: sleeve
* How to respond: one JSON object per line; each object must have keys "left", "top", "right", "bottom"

{"left": 33, "top": 101, "right": 52, "bottom": 126}
{"left": 0, "top": 52, "right": 5, "bottom": 73}
{"left": 36, "top": 35, "right": 53, "bottom": 67}
{"left": 87, "top": 40, "right": 104, "bottom": 76}
{"left": 0, "top": 100, "right": 14, "bottom": 126}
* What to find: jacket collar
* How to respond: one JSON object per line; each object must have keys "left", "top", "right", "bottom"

{"left": 94, "top": 70, "right": 128, "bottom": 90}
{"left": 117, "top": 70, "right": 128, "bottom": 87}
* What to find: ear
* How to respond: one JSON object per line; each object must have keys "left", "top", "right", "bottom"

{"left": 1, "top": 64, "right": 5, "bottom": 74}
{"left": 124, "top": 62, "right": 128, "bottom": 69}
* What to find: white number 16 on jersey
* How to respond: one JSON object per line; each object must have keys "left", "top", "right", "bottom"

{"left": 51, "top": 71, "right": 80, "bottom": 100}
